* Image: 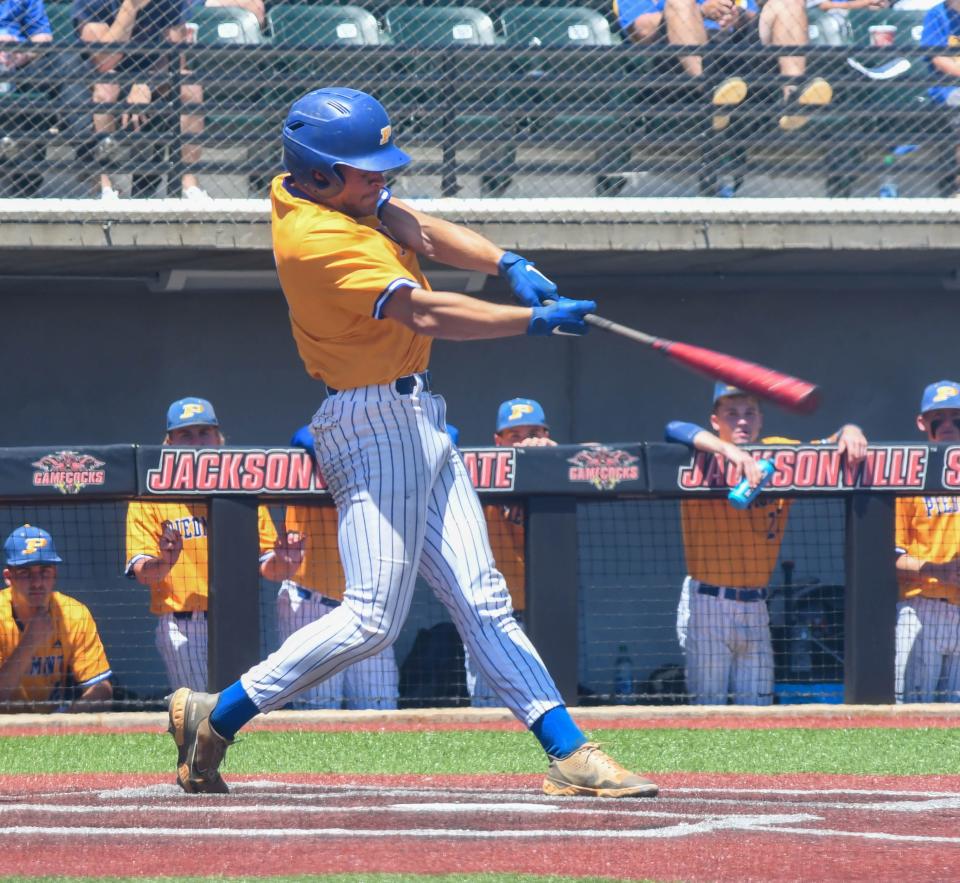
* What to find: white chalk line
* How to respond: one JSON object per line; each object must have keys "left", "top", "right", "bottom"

{"left": 0, "top": 814, "right": 822, "bottom": 840}
{"left": 0, "top": 801, "right": 718, "bottom": 821}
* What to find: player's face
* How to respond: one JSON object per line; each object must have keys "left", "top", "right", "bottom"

{"left": 918, "top": 409, "right": 960, "bottom": 442}
{"left": 711, "top": 396, "right": 762, "bottom": 445}
{"left": 495, "top": 425, "right": 550, "bottom": 447}
{"left": 322, "top": 166, "right": 387, "bottom": 218}
{"left": 166, "top": 425, "right": 223, "bottom": 447}
{"left": 4, "top": 564, "right": 56, "bottom": 611}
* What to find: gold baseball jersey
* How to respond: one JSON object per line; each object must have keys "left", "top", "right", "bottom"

{"left": 283, "top": 504, "right": 344, "bottom": 599}
{"left": 271, "top": 175, "right": 432, "bottom": 390}
{"left": 484, "top": 503, "right": 526, "bottom": 611}
{"left": 284, "top": 503, "right": 527, "bottom": 610}
{"left": 125, "top": 500, "right": 278, "bottom": 615}
{"left": 0, "top": 588, "right": 111, "bottom": 710}
{"left": 680, "top": 436, "right": 796, "bottom": 588}
{"left": 895, "top": 496, "right": 960, "bottom": 605}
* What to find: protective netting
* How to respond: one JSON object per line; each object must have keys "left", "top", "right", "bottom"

{"left": 577, "top": 497, "right": 846, "bottom": 705}
{"left": 0, "top": 493, "right": 855, "bottom": 712}
{"left": 0, "top": 1, "right": 956, "bottom": 198}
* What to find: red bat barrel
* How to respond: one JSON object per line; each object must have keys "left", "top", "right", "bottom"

{"left": 654, "top": 340, "right": 821, "bottom": 415}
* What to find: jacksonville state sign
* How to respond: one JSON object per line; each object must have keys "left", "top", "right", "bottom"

{"left": 145, "top": 448, "right": 517, "bottom": 494}
{"left": 677, "top": 445, "right": 931, "bottom": 492}
{"left": 147, "top": 449, "right": 324, "bottom": 494}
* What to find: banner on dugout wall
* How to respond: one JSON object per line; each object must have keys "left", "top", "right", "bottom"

{"left": 0, "top": 445, "right": 139, "bottom": 498}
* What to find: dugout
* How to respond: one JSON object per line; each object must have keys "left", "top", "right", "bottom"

{"left": 0, "top": 198, "right": 957, "bottom": 709}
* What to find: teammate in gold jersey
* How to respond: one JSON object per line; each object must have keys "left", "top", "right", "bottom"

{"left": 126, "top": 397, "right": 303, "bottom": 691}
{"left": 0, "top": 525, "right": 112, "bottom": 712}
{"left": 667, "top": 382, "right": 866, "bottom": 705}
{"left": 895, "top": 381, "right": 960, "bottom": 702}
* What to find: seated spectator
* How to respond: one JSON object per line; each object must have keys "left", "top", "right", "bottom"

{"left": 74, "top": 0, "right": 216, "bottom": 199}
{"left": 280, "top": 424, "right": 399, "bottom": 710}
{"left": 466, "top": 398, "right": 556, "bottom": 707}
{"left": 619, "top": 0, "right": 832, "bottom": 132}
{"left": 0, "top": 0, "right": 54, "bottom": 195}
{"left": 921, "top": 0, "right": 960, "bottom": 194}
{"left": 0, "top": 525, "right": 113, "bottom": 712}
{"left": 126, "top": 397, "right": 303, "bottom": 692}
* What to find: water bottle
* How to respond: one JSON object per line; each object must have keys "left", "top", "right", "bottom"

{"left": 792, "top": 621, "right": 813, "bottom": 678}
{"left": 878, "top": 144, "right": 918, "bottom": 198}
{"left": 878, "top": 154, "right": 898, "bottom": 198}
{"left": 0, "top": 54, "right": 14, "bottom": 96}
{"left": 613, "top": 643, "right": 635, "bottom": 704}
{"left": 728, "top": 457, "right": 776, "bottom": 509}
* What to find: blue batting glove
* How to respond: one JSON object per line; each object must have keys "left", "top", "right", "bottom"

{"left": 499, "top": 251, "right": 558, "bottom": 307}
{"left": 527, "top": 297, "right": 597, "bottom": 337}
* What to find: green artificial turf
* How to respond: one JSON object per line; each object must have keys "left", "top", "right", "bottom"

{"left": 0, "top": 726, "right": 958, "bottom": 775}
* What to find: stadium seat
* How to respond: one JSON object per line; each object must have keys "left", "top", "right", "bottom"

{"left": 383, "top": 5, "right": 497, "bottom": 46}
{"left": 499, "top": 6, "right": 617, "bottom": 47}
{"left": 267, "top": 5, "right": 383, "bottom": 46}
{"left": 186, "top": 6, "right": 264, "bottom": 44}
{"left": 806, "top": 9, "right": 852, "bottom": 47}
{"left": 45, "top": 3, "right": 76, "bottom": 42}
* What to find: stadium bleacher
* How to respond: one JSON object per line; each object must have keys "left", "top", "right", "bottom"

{"left": 0, "top": 0, "right": 956, "bottom": 197}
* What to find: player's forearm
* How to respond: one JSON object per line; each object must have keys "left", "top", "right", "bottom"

{"left": 0, "top": 644, "right": 40, "bottom": 698}
{"left": 383, "top": 287, "right": 531, "bottom": 340}
{"left": 261, "top": 555, "right": 298, "bottom": 582}
{"left": 381, "top": 199, "right": 503, "bottom": 274}
{"left": 132, "top": 556, "right": 175, "bottom": 585}
{"left": 70, "top": 679, "right": 113, "bottom": 711}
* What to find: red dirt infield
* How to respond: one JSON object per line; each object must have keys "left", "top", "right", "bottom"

{"left": 3, "top": 772, "right": 960, "bottom": 881}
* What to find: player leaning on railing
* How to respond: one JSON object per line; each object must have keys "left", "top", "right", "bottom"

{"left": 666, "top": 382, "right": 867, "bottom": 705}
{"left": 166, "top": 86, "right": 659, "bottom": 800}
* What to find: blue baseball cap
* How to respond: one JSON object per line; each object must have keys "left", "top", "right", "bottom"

{"left": 496, "top": 398, "right": 548, "bottom": 433}
{"left": 445, "top": 423, "right": 460, "bottom": 447}
{"left": 166, "top": 397, "right": 219, "bottom": 431}
{"left": 713, "top": 382, "right": 751, "bottom": 404}
{"left": 921, "top": 380, "right": 960, "bottom": 413}
{"left": 4, "top": 525, "right": 63, "bottom": 567}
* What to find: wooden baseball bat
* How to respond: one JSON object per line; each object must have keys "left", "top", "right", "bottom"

{"left": 584, "top": 312, "right": 821, "bottom": 415}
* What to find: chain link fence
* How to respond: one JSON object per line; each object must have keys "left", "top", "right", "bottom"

{"left": 0, "top": 0, "right": 956, "bottom": 199}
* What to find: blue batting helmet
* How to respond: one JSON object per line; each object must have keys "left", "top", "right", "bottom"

{"left": 281, "top": 87, "right": 411, "bottom": 201}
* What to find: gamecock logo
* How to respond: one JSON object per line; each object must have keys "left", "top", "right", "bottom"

{"left": 567, "top": 447, "right": 640, "bottom": 491}
{"left": 32, "top": 451, "right": 107, "bottom": 495}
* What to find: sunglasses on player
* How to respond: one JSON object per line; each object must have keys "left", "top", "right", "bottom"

{"left": 929, "top": 417, "right": 960, "bottom": 434}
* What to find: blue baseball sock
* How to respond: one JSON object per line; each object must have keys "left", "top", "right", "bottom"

{"left": 530, "top": 706, "right": 587, "bottom": 760}
{"left": 209, "top": 680, "right": 259, "bottom": 741}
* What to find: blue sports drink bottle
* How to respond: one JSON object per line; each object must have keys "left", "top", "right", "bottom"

{"left": 728, "top": 457, "right": 776, "bottom": 509}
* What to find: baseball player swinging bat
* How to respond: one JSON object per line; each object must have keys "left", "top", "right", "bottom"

{"left": 573, "top": 307, "right": 820, "bottom": 415}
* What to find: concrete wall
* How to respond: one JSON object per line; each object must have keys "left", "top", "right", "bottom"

{"left": 2, "top": 261, "right": 950, "bottom": 448}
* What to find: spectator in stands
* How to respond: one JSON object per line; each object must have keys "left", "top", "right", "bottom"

{"left": 0, "top": 525, "right": 113, "bottom": 712}
{"left": 895, "top": 381, "right": 960, "bottom": 702}
{"left": 465, "top": 398, "right": 556, "bottom": 707}
{"left": 618, "top": 0, "right": 832, "bottom": 132}
{"left": 921, "top": 0, "right": 960, "bottom": 193}
{"left": 0, "top": 0, "right": 53, "bottom": 73}
{"left": 125, "top": 397, "right": 303, "bottom": 691}
{"left": 0, "top": 0, "right": 54, "bottom": 195}
{"left": 74, "top": 0, "right": 215, "bottom": 199}
{"left": 279, "top": 424, "right": 399, "bottom": 710}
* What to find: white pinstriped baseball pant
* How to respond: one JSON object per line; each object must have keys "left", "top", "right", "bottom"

{"left": 241, "top": 378, "right": 563, "bottom": 726}
{"left": 896, "top": 597, "right": 960, "bottom": 703}
{"left": 276, "top": 581, "right": 399, "bottom": 709}
{"left": 156, "top": 611, "right": 208, "bottom": 692}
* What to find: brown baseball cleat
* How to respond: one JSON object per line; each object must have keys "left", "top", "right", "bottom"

{"left": 167, "top": 688, "right": 232, "bottom": 794}
{"left": 543, "top": 742, "right": 659, "bottom": 798}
